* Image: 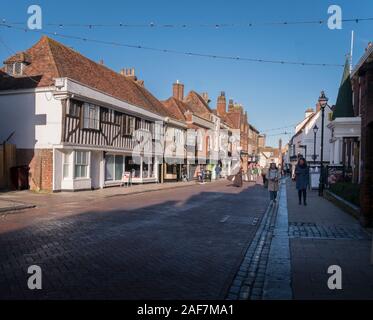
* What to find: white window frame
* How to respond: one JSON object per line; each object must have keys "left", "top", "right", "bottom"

{"left": 63, "top": 151, "right": 72, "bottom": 179}
{"left": 74, "top": 151, "right": 90, "bottom": 179}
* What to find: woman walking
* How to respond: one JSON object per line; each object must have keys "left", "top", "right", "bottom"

{"left": 233, "top": 166, "right": 243, "bottom": 187}
{"left": 295, "top": 157, "right": 310, "bottom": 206}
{"left": 267, "top": 163, "right": 279, "bottom": 201}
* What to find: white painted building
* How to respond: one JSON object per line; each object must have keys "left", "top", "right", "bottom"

{"left": 288, "top": 105, "right": 333, "bottom": 173}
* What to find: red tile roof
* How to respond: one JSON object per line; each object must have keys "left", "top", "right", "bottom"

{"left": 0, "top": 36, "right": 170, "bottom": 117}
{"left": 184, "top": 91, "right": 213, "bottom": 120}
{"left": 161, "top": 97, "right": 189, "bottom": 121}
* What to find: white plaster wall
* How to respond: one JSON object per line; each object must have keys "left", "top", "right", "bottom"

{"left": 0, "top": 89, "right": 62, "bottom": 149}
{"left": 293, "top": 109, "right": 332, "bottom": 164}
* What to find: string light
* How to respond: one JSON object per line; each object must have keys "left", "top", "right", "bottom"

{"left": 1, "top": 17, "right": 373, "bottom": 29}
{"left": 261, "top": 124, "right": 298, "bottom": 132}
{"left": 0, "top": 24, "right": 344, "bottom": 68}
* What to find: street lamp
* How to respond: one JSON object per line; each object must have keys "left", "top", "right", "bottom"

{"left": 312, "top": 124, "right": 318, "bottom": 164}
{"left": 318, "top": 91, "right": 328, "bottom": 196}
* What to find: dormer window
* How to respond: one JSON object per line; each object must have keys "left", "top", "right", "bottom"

{"left": 3, "top": 52, "right": 30, "bottom": 76}
{"left": 5, "top": 62, "right": 25, "bottom": 76}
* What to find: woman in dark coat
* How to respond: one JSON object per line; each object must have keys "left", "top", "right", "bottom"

{"left": 233, "top": 167, "right": 243, "bottom": 187}
{"left": 295, "top": 157, "right": 310, "bottom": 205}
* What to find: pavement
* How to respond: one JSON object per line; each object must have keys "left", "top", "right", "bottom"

{"left": 226, "top": 177, "right": 373, "bottom": 300}
{"left": 287, "top": 179, "right": 373, "bottom": 299}
{"left": 0, "top": 179, "right": 269, "bottom": 299}
{"left": 0, "top": 180, "right": 198, "bottom": 213}
{"left": 0, "top": 199, "right": 35, "bottom": 213}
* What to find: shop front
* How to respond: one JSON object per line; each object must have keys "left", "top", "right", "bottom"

{"left": 104, "top": 152, "right": 158, "bottom": 186}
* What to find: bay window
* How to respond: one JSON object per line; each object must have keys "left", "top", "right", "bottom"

{"left": 75, "top": 151, "right": 89, "bottom": 178}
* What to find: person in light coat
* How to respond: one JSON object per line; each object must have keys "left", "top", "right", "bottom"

{"left": 267, "top": 162, "right": 279, "bottom": 201}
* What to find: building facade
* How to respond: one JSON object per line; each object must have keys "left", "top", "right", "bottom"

{"left": 0, "top": 36, "right": 172, "bottom": 191}
{"left": 351, "top": 44, "right": 373, "bottom": 226}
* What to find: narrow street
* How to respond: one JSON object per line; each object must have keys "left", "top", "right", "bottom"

{"left": 0, "top": 180, "right": 269, "bottom": 299}
{"left": 1, "top": 178, "right": 372, "bottom": 300}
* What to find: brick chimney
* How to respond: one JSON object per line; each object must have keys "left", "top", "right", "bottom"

{"left": 305, "top": 107, "right": 314, "bottom": 118}
{"left": 316, "top": 102, "right": 321, "bottom": 112}
{"left": 201, "top": 92, "right": 210, "bottom": 103}
{"left": 120, "top": 68, "right": 137, "bottom": 81}
{"left": 216, "top": 91, "right": 226, "bottom": 116}
{"left": 228, "top": 99, "right": 234, "bottom": 112}
{"left": 173, "top": 80, "right": 184, "bottom": 101}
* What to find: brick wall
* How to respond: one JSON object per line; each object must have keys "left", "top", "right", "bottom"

{"left": 359, "top": 66, "right": 373, "bottom": 226}
{"left": 17, "top": 148, "right": 53, "bottom": 191}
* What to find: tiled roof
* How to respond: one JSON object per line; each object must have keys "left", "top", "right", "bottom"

{"left": 0, "top": 36, "right": 170, "bottom": 117}
{"left": 184, "top": 91, "right": 213, "bottom": 120}
{"left": 161, "top": 97, "right": 189, "bottom": 121}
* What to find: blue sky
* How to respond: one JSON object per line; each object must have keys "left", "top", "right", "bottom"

{"left": 1, "top": 0, "right": 372, "bottom": 147}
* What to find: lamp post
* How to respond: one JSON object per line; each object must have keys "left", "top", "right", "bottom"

{"left": 312, "top": 124, "right": 318, "bottom": 164}
{"left": 318, "top": 91, "right": 328, "bottom": 196}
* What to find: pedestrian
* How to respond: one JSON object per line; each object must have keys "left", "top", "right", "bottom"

{"left": 233, "top": 166, "right": 243, "bottom": 187}
{"left": 215, "top": 164, "right": 221, "bottom": 180}
{"left": 261, "top": 166, "right": 267, "bottom": 187}
{"left": 295, "top": 157, "right": 310, "bottom": 206}
{"left": 267, "top": 162, "right": 279, "bottom": 201}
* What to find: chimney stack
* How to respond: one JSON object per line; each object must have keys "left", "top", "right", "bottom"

{"left": 316, "top": 102, "right": 321, "bottom": 112}
{"left": 120, "top": 68, "right": 137, "bottom": 81}
{"left": 201, "top": 92, "right": 210, "bottom": 103}
{"left": 228, "top": 99, "right": 234, "bottom": 111}
{"left": 305, "top": 107, "right": 314, "bottom": 118}
{"left": 173, "top": 80, "right": 184, "bottom": 101}
{"left": 217, "top": 91, "right": 226, "bottom": 116}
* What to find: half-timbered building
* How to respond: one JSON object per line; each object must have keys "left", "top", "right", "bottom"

{"left": 0, "top": 36, "right": 171, "bottom": 191}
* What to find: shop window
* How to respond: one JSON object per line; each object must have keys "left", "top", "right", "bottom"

{"left": 75, "top": 151, "right": 89, "bottom": 178}
{"left": 105, "top": 154, "right": 115, "bottom": 181}
{"left": 105, "top": 155, "right": 125, "bottom": 181}
{"left": 125, "top": 157, "right": 141, "bottom": 178}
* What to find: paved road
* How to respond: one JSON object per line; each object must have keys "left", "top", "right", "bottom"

{"left": 0, "top": 180, "right": 269, "bottom": 299}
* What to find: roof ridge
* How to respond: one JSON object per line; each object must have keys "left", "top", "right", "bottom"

{"left": 42, "top": 36, "right": 61, "bottom": 78}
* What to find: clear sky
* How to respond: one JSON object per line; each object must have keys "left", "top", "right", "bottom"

{"left": 1, "top": 0, "right": 372, "bottom": 147}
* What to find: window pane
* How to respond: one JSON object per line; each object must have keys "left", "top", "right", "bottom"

{"left": 115, "top": 155, "right": 124, "bottom": 181}
{"left": 75, "top": 151, "right": 81, "bottom": 164}
{"left": 105, "top": 155, "right": 114, "bottom": 181}
{"left": 74, "top": 165, "right": 80, "bottom": 178}
{"left": 81, "top": 166, "right": 87, "bottom": 178}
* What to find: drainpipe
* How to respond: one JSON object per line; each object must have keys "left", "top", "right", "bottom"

{"left": 162, "top": 117, "right": 170, "bottom": 184}
{"left": 2, "top": 131, "right": 15, "bottom": 189}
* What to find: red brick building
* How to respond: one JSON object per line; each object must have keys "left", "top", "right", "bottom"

{"left": 351, "top": 44, "right": 373, "bottom": 226}
{"left": 215, "top": 92, "right": 249, "bottom": 174}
